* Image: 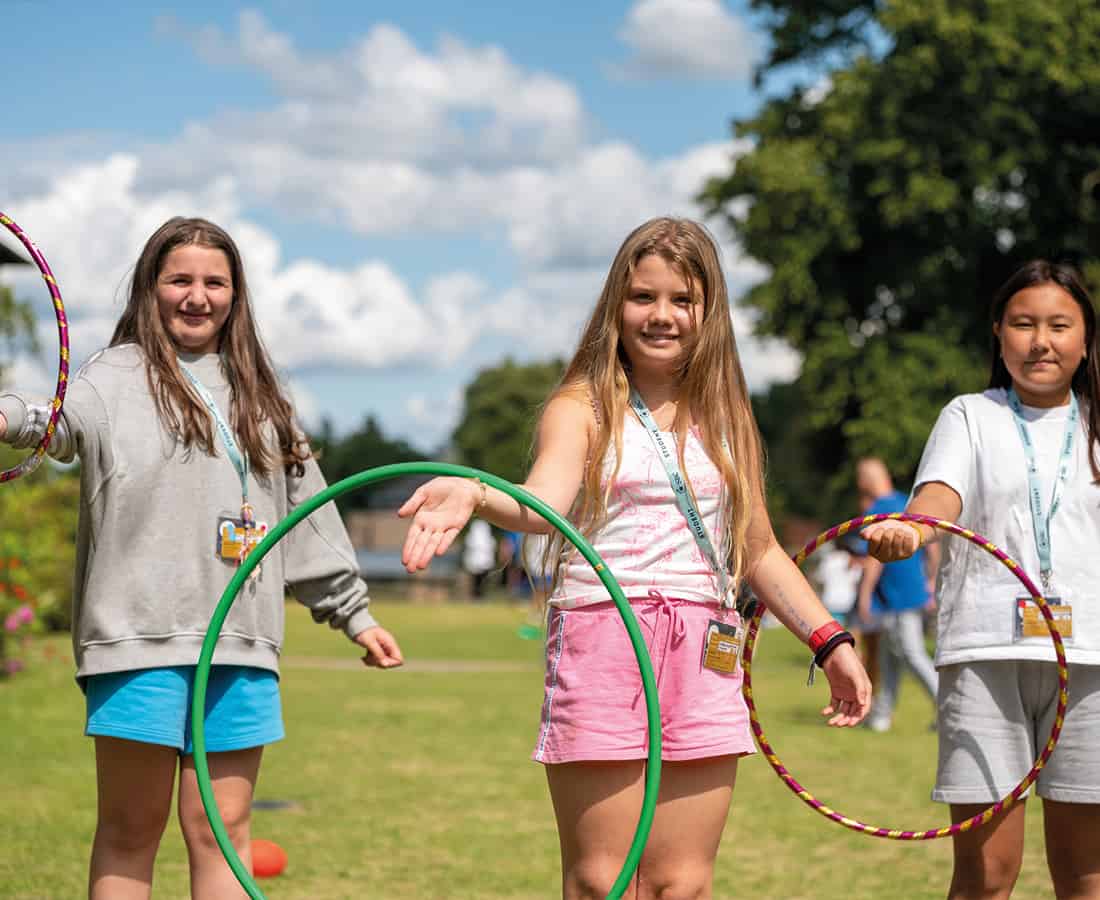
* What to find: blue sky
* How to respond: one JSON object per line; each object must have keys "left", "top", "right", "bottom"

{"left": 1, "top": 1, "right": 804, "bottom": 451}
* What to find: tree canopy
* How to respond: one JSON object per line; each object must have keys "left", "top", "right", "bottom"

{"left": 452, "top": 358, "right": 565, "bottom": 484}
{"left": 705, "top": 0, "right": 1100, "bottom": 520}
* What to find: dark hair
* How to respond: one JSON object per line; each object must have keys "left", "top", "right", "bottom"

{"left": 989, "top": 259, "right": 1100, "bottom": 480}
{"left": 110, "top": 217, "right": 309, "bottom": 477}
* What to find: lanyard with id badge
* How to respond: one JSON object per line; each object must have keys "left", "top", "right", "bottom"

{"left": 628, "top": 387, "right": 742, "bottom": 674}
{"left": 1007, "top": 388, "right": 1076, "bottom": 643}
{"left": 180, "top": 362, "right": 268, "bottom": 581}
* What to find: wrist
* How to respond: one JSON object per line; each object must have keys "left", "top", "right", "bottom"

{"left": 903, "top": 520, "right": 926, "bottom": 548}
{"left": 808, "top": 620, "right": 844, "bottom": 654}
{"left": 472, "top": 477, "right": 488, "bottom": 513}
{"left": 814, "top": 630, "right": 856, "bottom": 669}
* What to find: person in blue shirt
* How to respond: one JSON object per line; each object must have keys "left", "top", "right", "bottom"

{"left": 855, "top": 457, "right": 939, "bottom": 732}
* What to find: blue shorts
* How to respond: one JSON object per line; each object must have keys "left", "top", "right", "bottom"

{"left": 85, "top": 665, "right": 284, "bottom": 754}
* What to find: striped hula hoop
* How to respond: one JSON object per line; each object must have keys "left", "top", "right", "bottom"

{"left": 0, "top": 213, "right": 69, "bottom": 482}
{"left": 741, "top": 512, "right": 1068, "bottom": 840}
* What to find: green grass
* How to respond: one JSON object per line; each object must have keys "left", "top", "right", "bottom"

{"left": 1, "top": 598, "right": 1054, "bottom": 899}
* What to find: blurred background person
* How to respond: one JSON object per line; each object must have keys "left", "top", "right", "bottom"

{"left": 855, "top": 457, "right": 939, "bottom": 732}
{"left": 462, "top": 518, "right": 496, "bottom": 601}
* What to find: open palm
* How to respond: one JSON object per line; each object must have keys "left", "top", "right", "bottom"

{"left": 398, "top": 476, "right": 479, "bottom": 572}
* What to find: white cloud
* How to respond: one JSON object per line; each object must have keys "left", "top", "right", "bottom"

{"left": 1, "top": 14, "right": 801, "bottom": 441}
{"left": 0, "top": 156, "right": 491, "bottom": 375}
{"left": 617, "top": 0, "right": 759, "bottom": 79}
{"left": 155, "top": 12, "right": 584, "bottom": 170}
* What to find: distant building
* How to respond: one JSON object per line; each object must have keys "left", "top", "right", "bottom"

{"left": 345, "top": 473, "right": 461, "bottom": 601}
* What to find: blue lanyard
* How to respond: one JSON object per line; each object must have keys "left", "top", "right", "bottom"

{"left": 628, "top": 386, "right": 733, "bottom": 608}
{"left": 179, "top": 361, "right": 250, "bottom": 507}
{"left": 1006, "top": 387, "right": 1078, "bottom": 589}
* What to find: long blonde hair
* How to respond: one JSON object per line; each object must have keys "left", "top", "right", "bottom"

{"left": 110, "top": 217, "right": 308, "bottom": 477}
{"left": 544, "top": 217, "right": 765, "bottom": 593}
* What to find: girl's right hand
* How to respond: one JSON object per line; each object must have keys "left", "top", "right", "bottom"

{"left": 398, "top": 476, "right": 481, "bottom": 572}
{"left": 861, "top": 520, "right": 920, "bottom": 562}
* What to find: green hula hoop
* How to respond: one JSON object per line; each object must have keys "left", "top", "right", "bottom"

{"left": 192, "top": 462, "right": 662, "bottom": 899}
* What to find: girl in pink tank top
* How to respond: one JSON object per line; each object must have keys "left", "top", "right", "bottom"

{"left": 399, "top": 218, "right": 871, "bottom": 898}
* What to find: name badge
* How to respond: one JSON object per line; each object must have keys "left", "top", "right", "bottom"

{"left": 216, "top": 515, "right": 268, "bottom": 565}
{"left": 702, "top": 619, "right": 742, "bottom": 674}
{"left": 1014, "top": 596, "right": 1073, "bottom": 641}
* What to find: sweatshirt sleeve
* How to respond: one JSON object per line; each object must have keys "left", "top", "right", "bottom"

{"left": 283, "top": 453, "right": 379, "bottom": 640}
{"left": 1, "top": 375, "right": 112, "bottom": 474}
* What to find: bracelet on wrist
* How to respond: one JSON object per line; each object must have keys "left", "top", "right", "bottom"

{"left": 902, "top": 520, "right": 925, "bottom": 548}
{"left": 806, "top": 628, "right": 856, "bottom": 685}
{"left": 808, "top": 620, "right": 843, "bottom": 654}
{"left": 473, "top": 478, "right": 488, "bottom": 511}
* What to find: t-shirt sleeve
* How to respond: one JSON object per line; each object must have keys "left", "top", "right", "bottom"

{"left": 913, "top": 397, "right": 973, "bottom": 510}
{"left": 282, "top": 450, "right": 378, "bottom": 641}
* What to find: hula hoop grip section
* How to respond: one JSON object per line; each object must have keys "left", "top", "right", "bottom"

{"left": 741, "top": 511, "right": 1068, "bottom": 840}
{"left": 0, "top": 213, "right": 69, "bottom": 482}
{"left": 192, "top": 462, "right": 662, "bottom": 900}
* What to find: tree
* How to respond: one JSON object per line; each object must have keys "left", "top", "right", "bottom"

{"left": 452, "top": 358, "right": 565, "bottom": 484}
{"left": 0, "top": 282, "right": 39, "bottom": 379}
{"left": 705, "top": 0, "right": 1100, "bottom": 516}
{"left": 311, "top": 415, "right": 425, "bottom": 511}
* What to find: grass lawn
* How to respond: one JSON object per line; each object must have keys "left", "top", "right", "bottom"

{"left": 1, "top": 596, "right": 1053, "bottom": 899}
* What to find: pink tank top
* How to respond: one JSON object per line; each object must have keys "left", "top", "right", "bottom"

{"left": 551, "top": 414, "right": 727, "bottom": 608}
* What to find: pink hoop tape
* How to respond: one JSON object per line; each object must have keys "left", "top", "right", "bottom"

{"left": 741, "top": 511, "right": 1068, "bottom": 840}
{"left": 0, "top": 213, "right": 69, "bottom": 482}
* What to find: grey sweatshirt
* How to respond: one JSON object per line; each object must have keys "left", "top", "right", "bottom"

{"left": 0, "top": 344, "right": 377, "bottom": 679}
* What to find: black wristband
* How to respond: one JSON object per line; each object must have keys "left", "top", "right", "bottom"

{"left": 813, "top": 630, "right": 855, "bottom": 668}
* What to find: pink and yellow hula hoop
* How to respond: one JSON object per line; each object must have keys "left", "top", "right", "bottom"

{"left": 0, "top": 213, "right": 69, "bottom": 482}
{"left": 742, "top": 511, "right": 1068, "bottom": 840}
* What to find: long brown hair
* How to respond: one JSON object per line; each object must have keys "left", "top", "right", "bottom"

{"left": 110, "top": 217, "right": 308, "bottom": 477}
{"left": 988, "top": 259, "right": 1100, "bottom": 481}
{"left": 543, "top": 217, "right": 765, "bottom": 592}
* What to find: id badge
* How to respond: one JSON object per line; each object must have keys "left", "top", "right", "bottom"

{"left": 702, "top": 618, "right": 742, "bottom": 674}
{"left": 1014, "top": 596, "right": 1073, "bottom": 641}
{"left": 215, "top": 515, "right": 268, "bottom": 565}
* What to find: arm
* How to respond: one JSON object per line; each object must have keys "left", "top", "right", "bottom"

{"left": 285, "top": 454, "right": 403, "bottom": 668}
{"left": 0, "top": 394, "right": 79, "bottom": 461}
{"left": 400, "top": 392, "right": 591, "bottom": 572}
{"left": 862, "top": 481, "right": 963, "bottom": 563}
{"left": 745, "top": 492, "right": 872, "bottom": 726}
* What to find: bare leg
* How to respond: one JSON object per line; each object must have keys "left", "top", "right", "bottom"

{"left": 89, "top": 737, "right": 178, "bottom": 900}
{"left": 946, "top": 801, "right": 1027, "bottom": 900}
{"left": 1043, "top": 799, "right": 1100, "bottom": 899}
{"left": 178, "top": 747, "right": 263, "bottom": 900}
{"left": 545, "top": 755, "right": 737, "bottom": 900}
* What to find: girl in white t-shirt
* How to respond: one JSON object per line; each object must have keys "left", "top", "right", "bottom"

{"left": 864, "top": 260, "right": 1100, "bottom": 900}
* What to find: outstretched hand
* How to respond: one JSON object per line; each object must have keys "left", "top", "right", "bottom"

{"left": 354, "top": 626, "right": 404, "bottom": 669}
{"left": 819, "top": 643, "right": 872, "bottom": 727}
{"left": 861, "top": 519, "right": 920, "bottom": 563}
{"left": 398, "top": 476, "right": 480, "bottom": 572}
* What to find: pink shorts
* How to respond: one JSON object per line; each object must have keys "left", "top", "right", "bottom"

{"left": 533, "top": 594, "right": 756, "bottom": 763}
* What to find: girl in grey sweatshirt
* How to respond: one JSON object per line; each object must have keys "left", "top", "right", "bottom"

{"left": 0, "top": 216, "right": 403, "bottom": 898}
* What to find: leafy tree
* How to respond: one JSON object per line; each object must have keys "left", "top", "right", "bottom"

{"left": 311, "top": 415, "right": 425, "bottom": 511}
{"left": 0, "top": 282, "right": 39, "bottom": 377}
{"left": 452, "top": 358, "right": 565, "bottom": 484}
{"left": 706, "top": 0, "right": 1100, "bottom": 514}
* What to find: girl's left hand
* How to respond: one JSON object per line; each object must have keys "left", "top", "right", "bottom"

{"left": 819, "top": 642, "right": 872, "bottom": 726}
{"left": 354, "top": 626, "right": 404, "bottom": 669}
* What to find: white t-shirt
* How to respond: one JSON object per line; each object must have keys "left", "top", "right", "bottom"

{"left": 815, "top": 545, "right": 861, "bottom": 616}
{"left": 915, "top": 388, "right": 1100, "bottom": 666}
{"left": 462, "top": 519, "right": 496, "bottom": 574}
